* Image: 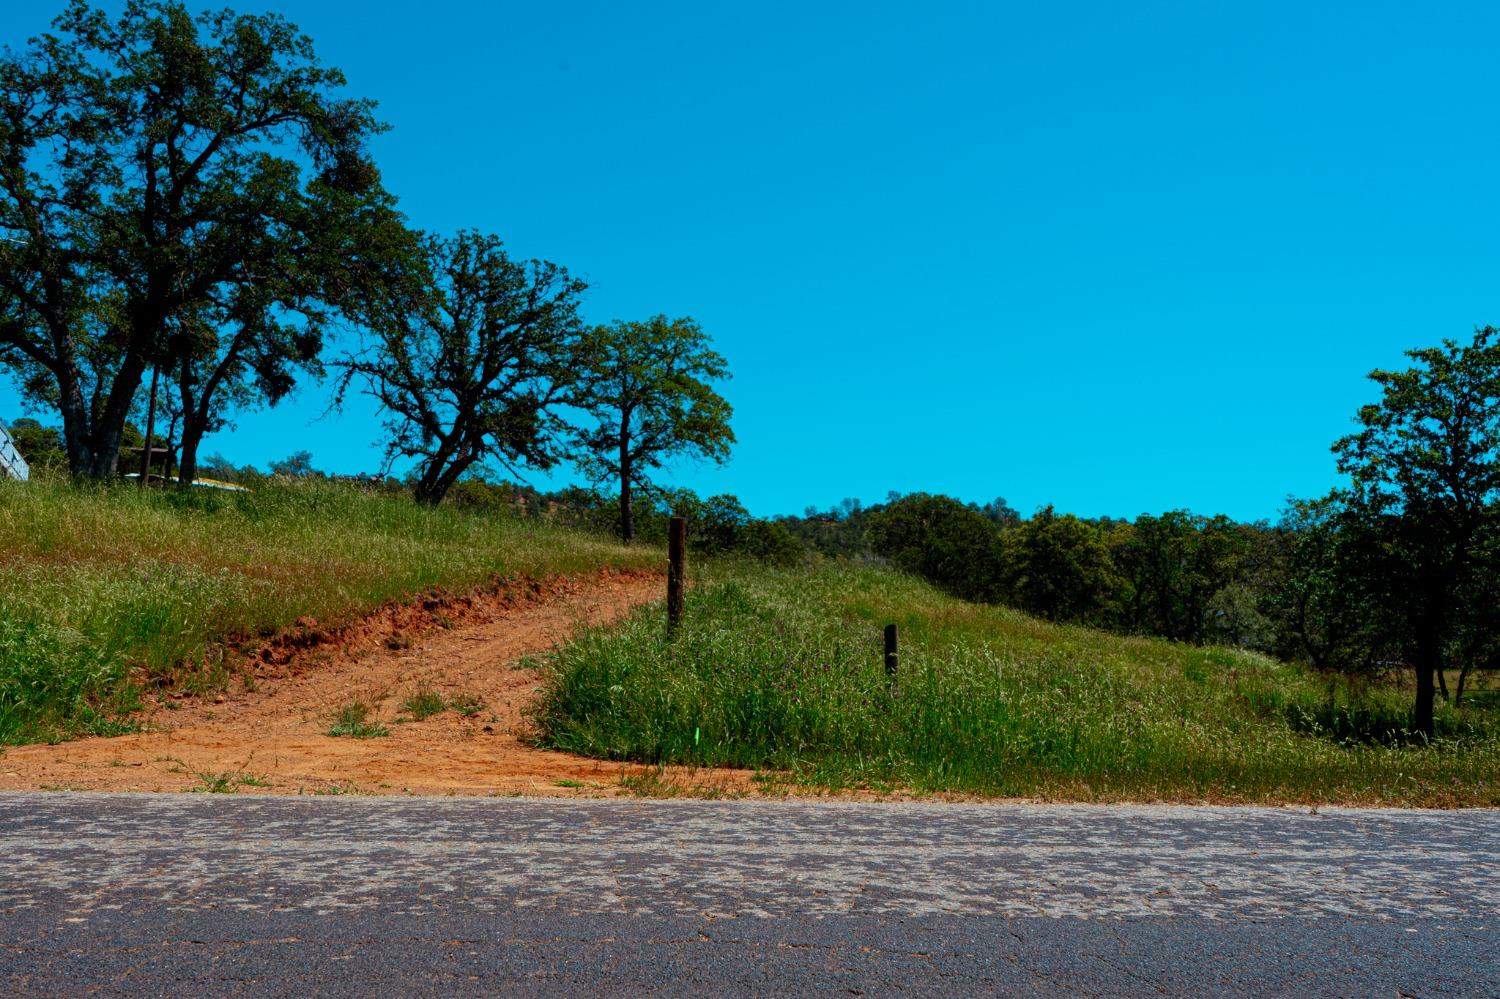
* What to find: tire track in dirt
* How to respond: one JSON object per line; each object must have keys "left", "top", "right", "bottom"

{"left": 0, "top": 570, "right": 757, "bottom": 798}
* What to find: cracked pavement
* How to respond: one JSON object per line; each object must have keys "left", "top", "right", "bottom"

{"left": 0, "top": 793, "right": 1495, "bottom": 995}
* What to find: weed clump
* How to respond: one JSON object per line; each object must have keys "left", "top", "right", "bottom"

{"left": 401, "top": 686, "right": 446, "bottom": 720}
{"left": 327, "top": 701, "right": 389, "bottom": 739}
{"left": 451, "top": 693, "right": 485, "bottom": 718}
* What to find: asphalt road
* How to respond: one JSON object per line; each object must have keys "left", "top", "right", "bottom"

{"left": 0, "top": 794, "right": 1495, "bottom": 997}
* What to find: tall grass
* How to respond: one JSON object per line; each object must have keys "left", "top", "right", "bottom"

{"left": 535, "top": 562, "right": 1500, "bottom": 806}
{"left": 0, "top": 477, "right": 656, "bottom": 744}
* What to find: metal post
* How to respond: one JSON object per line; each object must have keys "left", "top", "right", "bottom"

{"left": 667, "top": 515, "right": 687, "bottom": 636}
{"left": 884, "top": 623, "right": 898, "bottom": 677}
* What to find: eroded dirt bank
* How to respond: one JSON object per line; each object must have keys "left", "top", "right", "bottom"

{"left": 0, "top": 570, "right": 757, "bottom": 797}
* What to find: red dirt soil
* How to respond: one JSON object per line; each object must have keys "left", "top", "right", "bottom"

{"left": 0, "top": 570, "right": 757, "bottom": 798}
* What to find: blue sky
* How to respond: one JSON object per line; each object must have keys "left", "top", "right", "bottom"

{"left": 4, "top": 1, "right": 1499, "bottom": 521}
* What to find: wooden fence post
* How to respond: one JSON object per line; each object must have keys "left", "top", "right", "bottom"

{"left": 667, "top": 516, "right": 687, "bottom": 635}
{"left": 884, "top": 623, "right": 898, "bottom": 677}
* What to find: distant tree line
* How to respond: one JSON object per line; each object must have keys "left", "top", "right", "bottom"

{"left": 0, "top": 1, "right": 734, "bottom": 535}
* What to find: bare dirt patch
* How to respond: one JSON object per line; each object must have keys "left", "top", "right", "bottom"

{"left": 0, "top": 569, "right": 757, "bottom": 798}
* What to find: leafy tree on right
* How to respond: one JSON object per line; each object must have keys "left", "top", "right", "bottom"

{"left": 1319, "top": 327, "right": 1500, "bottom": 738}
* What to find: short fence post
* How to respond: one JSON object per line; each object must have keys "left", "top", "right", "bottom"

{"left": 884, "top": 623, "right": 898, "bottom": 677}
{"left": 667, "top": 515, "right": 687, "bottom": 636}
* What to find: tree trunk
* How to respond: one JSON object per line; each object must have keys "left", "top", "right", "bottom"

{"left": 413, "top": 467, "right": 447, "bottom": 507}
{"left": 1413, "top": 660, "right": 1437, "bottom": 741}
{"left": 39, "top": 300, "right": 99, "bottom": 478}
{"left": 176, "top": 424, "right": 203, "bottom": 489}
{"left": 173, "top": 328, "right": 254, "bottom": 491}
{"left": 175, "top": 360, "right": 204, "bottom": 491}
{"left": 86, "top": 351, "right": 149, "bottom": 479}
{"left": 1437, "top": 667, "right": 1450, "bottom": 702}
{"left": 54, "top": 364, "right": 97, "bottom": 478}
{"left": 619, "top": 471, "right": 634, "bottom": 543}
{"left": 1455, "top": 666, "right": 1472, "bottom": 708}
{"left": 1408, "top": 600, "right": 1445, "bottom": 740}
{"left": 413, "top": 449, "right": 476, "bottom": 507}
{"left": 618, "top": 417, "right": 634, "bottom": 543}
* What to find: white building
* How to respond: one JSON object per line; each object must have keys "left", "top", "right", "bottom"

{"left": 0, "top": 422, "right": 30, "bottom": 482}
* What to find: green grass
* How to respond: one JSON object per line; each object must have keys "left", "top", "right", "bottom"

{"left": 451, "top": 693, "right": 485, "bottom": 718}
{"left": 534, "top": 562, "right": 1500, "bottom": 806}
{"left": 401, "top": 686, "right": 447, "bottom": 720}
{"left": 0, "top": 477, "right": 654, "bottom": 745}
{"left": 169, "top": 756, "right": 271, "bottom": 793}
{"left": 327, "top": 701, "right": 390, "bottom": 739}
{"left": 188, "top": 768, "right": 271, "bottom": 793}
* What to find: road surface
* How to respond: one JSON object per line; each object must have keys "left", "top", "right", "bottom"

{"left": 1, "top": 793, "right": 1495, "bottom": 996}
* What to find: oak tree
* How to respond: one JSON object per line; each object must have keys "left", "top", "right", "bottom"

{"left": 0, "top": 0, "right": 389, "bottom": 478}
{"left": 1332, "top": 327, "right": 1500, "bottom": 738}
{"left": 572, "top": 316, "right": 734, "bottom": 542}
{"left": 337, "top": 230, "right": 586, "bottom": 506}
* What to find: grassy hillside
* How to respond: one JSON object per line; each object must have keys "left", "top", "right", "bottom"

{"left": 536, "top": 562, "right": 1500, "bottom": 806}
{"left": 0, "top": 479, "right": 656, "bottom": 745}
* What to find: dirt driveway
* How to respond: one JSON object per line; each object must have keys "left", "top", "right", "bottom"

{"left": 0, "top": 570, "right": 755, "bottom": 797}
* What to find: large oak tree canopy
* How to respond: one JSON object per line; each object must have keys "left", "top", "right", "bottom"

{"left": 0, "top": 0, "right": 392, "bottom": 478}
{"left": 335, "top": 230, "right": 587, "bottom": 507}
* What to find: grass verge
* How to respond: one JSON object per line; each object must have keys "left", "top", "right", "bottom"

{"left": 0, "top": 477, "right": 654, "bottom": 745}
{"left": 534, "top": 562, "right": 1500, "bottom": 806}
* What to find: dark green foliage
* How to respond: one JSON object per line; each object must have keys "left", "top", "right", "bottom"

{"left": 776, "top": 496, "right": 890, "bottom": 559}
{"left": 198, "top": 453, "right": 265, "bottom": 485}
{"left": 789, "top": 494, "right": 1288, "bottom": 652}
{"left": 269, "top": 451, "right": 319, "bottom": 478}
{"left": 4, "top": 418, "right": 66, "bottom": 475}
{"left": 335, "top": 230, "right": 587, "bottom": 506}
{"left": 866, "top": 493, "right": 1004, "bottom": 603}
{"left": 1001, "top": 505, "right": 1119, "bottom": 624}
{"left": 5, "top": 417, "right": 160, "bottom": 478}
{"left": 424, "top": 477, "right": 806, "bottom": 567}
{"left": 0, "top": 1, "right": 394, "bottom": 479}
{"left": 1317, "top": 327, "right": 1500, "bottom": 737}
{"left": 1112, "top": 511, "right": 1257, "bottom": 643}
{"left": 446, "top": 479, "right": 531, "bottom": 517}
{"left": 562, "top": 486, "right": 804, "bottom": 566}
{"left": 664, "top": 491, "right": 751, "bottom": 553}
{"left": 570, "top": 316, "right": 734, "bottom": 542}
{"left": 735, "top": 520, "right": 806, "bottom": 568}
{"left": 1265, "top": 496, "right": 1392, "bottom": 674}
